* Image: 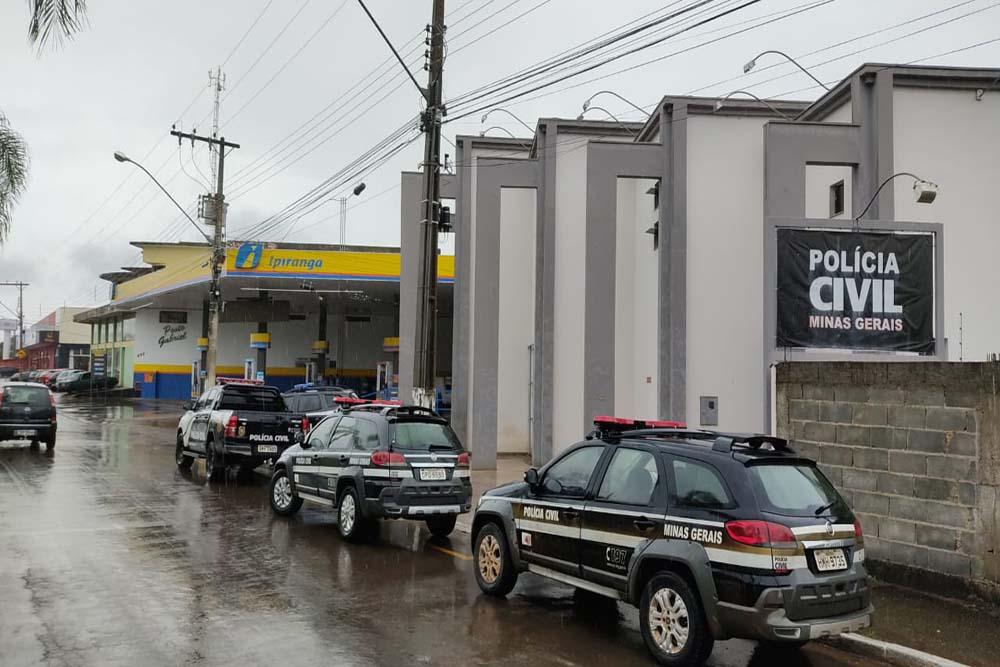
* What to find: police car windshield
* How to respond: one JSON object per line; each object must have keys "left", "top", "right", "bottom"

{"left": 218, "top": 387, "right": 286, "bottom": 412}
{"left": 390, "top": 420, "right": 461, "bottom": 452}
{"left": 748, "top": 464, "right": 847, "bottom": 517}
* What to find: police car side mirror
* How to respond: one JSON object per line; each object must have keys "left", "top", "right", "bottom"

{"left": 296, "top": 432, "right": 310, "bottom": 448}
{"left": 524, "top": 468, "right": 539, "bottom": 489}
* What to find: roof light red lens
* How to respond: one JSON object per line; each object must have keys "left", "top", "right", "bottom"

{"left": 371, "top": 451, "right": 406, "bottom": 466}
{"left": 725, "top": 520, "right": 796, "bottom": 547}
{"left": 457, "top": 452, "right": 470, "bottom": 466}
{"left": 645, "top": 419, "right": 687, "bottom": 428}
{"left": 594, "top": 415, "right": 633, "bottom": 426}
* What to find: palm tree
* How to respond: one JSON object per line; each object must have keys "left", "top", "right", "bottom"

{"left": 0, "top": 1, "right": 87, "bottom": 242}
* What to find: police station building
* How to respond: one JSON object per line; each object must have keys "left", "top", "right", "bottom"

{"left": 77, "top": 241, "right": 454, "bottom": 399}
{"left": 397, "top": 62, "right": 1000, "bottom": 469}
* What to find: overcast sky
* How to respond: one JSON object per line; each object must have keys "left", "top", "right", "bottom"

{"left": 1, "top": 0, "right": 997, "bottom": 321}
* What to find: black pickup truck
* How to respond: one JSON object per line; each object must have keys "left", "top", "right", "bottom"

{"left": 175, "top": 381, "right": 303, "bottom": 480}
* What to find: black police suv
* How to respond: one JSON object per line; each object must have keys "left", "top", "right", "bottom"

{"left": 0, "top": 382, "right": 57, "bottom": 448}
{"left": 471, "top": 416, "right": 871, "bottom": 666}
{"left": 268, "top": 404, "right": 472, "bottom": 539}
{"left": 176, "top": 380, "right": 303, "bottom": 480}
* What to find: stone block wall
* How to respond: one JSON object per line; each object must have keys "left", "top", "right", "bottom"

{"left": 775, "top": 362, "right": 1000, "bottom": 598}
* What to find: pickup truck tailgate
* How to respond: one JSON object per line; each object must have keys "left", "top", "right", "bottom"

{"left": 228, "top": 411, "right": 301, "bottom": 456}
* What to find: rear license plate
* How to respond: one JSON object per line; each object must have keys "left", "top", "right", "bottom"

{"left": 256, "top": 445, "right": 278, "bottom": 453}
{"left": 13, "top": 429, "right": 36, "bottom": 437}
{"left": 419, "top": 468, "right": 447, "bottom": 481}
{"left": 814, "top": 548, "right": 848, "bottom": 572}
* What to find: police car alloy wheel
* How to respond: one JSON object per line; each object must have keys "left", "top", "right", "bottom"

{"left": 269, "top": 468, "right": 302, "bottom": 516}
{"left": 338, "top": 487, "right": 369, "bottom": 541}
{"left": 649, "top": 587, "right": 689, "bottom": 654}
{"left": 639, "top": 572, "right": 713, "bottom": 665}
{"left": 473, "top": 522, "right": 517, "bottom": 597}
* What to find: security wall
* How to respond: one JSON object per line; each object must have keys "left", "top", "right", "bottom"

{"left": 775, "top": 361, "right": 1000, "bottom": 601}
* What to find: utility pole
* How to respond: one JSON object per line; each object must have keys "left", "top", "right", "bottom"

{"left": 0, "top": 282, "right": 28, "bottom": 352}
{"left": 356, "top": 0, "right": 445, "bottom": 407}
{"left": 208, "top": 67, "right": 226, "bottom": 184}
{"left": 170, "top": 128, "right": 240, "bottom": 387}
{"left": 412, "top": 0, "right": 446, "bottom": 408}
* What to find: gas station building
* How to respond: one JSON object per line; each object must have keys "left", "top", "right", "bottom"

{"left": 75, "top": 241, "right": 454, "bottom": 399}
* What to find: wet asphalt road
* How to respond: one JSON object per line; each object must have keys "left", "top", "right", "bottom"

{"left": 0, "top": 396, "right": 888, "bottom": 667}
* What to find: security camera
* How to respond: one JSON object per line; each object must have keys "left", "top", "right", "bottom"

{"left": 913, "top": 180, "right": 938, "bottom": 204}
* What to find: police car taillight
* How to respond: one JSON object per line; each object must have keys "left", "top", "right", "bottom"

{"left": 457, "top": 452, "right": 470, "bottom": 466}
{"left": 301, "top": 417, "right": 310, "bottom": 433}
{"left": 371, "top": 451, "right": 406, "bottom": 466}
{"left": 725, "top": 520, "right": 796, "bottom": 548}
{"left": 854, "top": 519, "right": 863, "bottom": 540}
{"left": 224, "top": 414, "right": 238, "bottom": 438}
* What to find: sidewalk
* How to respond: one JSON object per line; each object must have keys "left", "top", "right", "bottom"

{"left": 858, "top": 581, "right": 1000, "bottom": 667}
{"left": 455, "top": 454, "right": 530, "bottom": 536}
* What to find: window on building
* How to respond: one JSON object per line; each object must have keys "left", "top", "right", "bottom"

{"left": 829, "top": 180, "right": 845, "bottom": 217}
{"left": 159, "top": 311, "right": 188, "bottom": 324}
{"left": 122, "top": 317, "right": 135, "bottom": 341}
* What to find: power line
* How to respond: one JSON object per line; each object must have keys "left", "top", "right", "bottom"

{"left": 223, "top": 0, "right": 314, "bottom": 101}
{"left": 225, "top": 0, "right": 351, "bottom": 125}
{"left": 222, "top": 0, "right": 275, "bottom": 67}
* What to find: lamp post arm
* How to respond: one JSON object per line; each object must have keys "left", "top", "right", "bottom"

{"left": 128, "top": 160, "right": 211, "bottom": 243}
{"left": 753, "top": 50, "right": 830, "bottom": 91}
{"left": 854, "top": 172, "right": 923, "bottom": 222}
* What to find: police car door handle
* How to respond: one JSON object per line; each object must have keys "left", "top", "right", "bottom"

{"left": 561, "top": 509, "right": 580, "bottom": 519}
{"left": 633, "top": 519, "right": 657, "bottom": 532}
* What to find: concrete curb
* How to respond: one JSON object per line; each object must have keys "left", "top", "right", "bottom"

{"left": 829, "top": 633, "right": 969, "bottom": 667}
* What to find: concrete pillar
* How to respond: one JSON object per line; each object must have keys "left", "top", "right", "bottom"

{"left": 316, "top": 297, "right": 328, "bottom": 382}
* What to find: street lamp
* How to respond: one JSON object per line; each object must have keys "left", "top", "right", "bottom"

{"left": 478, "top": 126, "right": 532, "bottom": 150}
{"left": 714, "top": 90, "right": 793, "bottom": 120}
{"left": 854, "top": 172, "right": 938, "bottom": 224}
{"left": 480, "top": 108, "right": 535, "bottom": 134}
{"left": 113, "top": 151, "right": 211, "bottom": 243}
{"left": 338, "top": 182, "right": 366, "bottom": 249}
{"left": 743, "top": 50, "right": 830, "bottom": 91}
{"left": 577, "top": 106, "right": 637, "bottom": 136}
{"left": 582, "top": 90, "right": 647, "bottom": 116}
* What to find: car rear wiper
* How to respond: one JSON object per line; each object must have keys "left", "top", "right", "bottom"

{"left": 814, "top": 501, "right": 837, "bottom": 516}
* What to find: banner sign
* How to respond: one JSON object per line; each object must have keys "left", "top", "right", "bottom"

{"left": 776, "top": 229, "right": 934, "bottom": 353}
{"left": 226, "top": 242, "right": 455, "bottom": 283}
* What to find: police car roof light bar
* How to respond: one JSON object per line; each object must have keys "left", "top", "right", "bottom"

{"left": 333, "top": 396, "right": 367, "bottom": 404}
{"left": 216, "top": 377, "right": 264, "bottom": 385}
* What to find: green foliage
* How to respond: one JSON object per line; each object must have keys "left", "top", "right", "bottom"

{"left": 0, "top": 114, "right": 30, "bottom": 243}
{"left": 28, "top": 0, "right": 88, "bottom": 51}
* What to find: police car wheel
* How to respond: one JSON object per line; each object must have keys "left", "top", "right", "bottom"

{"left": 473, "top": 522, "right": 517, "bottom": 597}
{"left": 269, "top": 468, "right": 302, "bottom": 516}
{"left": 205, "top": 443, "right": 224, "bottom": 482}
{"left": 640, "top": 572, "right": 714, "bottom": 665}
{"left": 337, "top": 486, "right": 369, "bottom": 541}
{"left": 175, "top": 435, "right": 193, "bottom": 470}
{"left": 426, "top": 515, "right": 457, "bottom": 538}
